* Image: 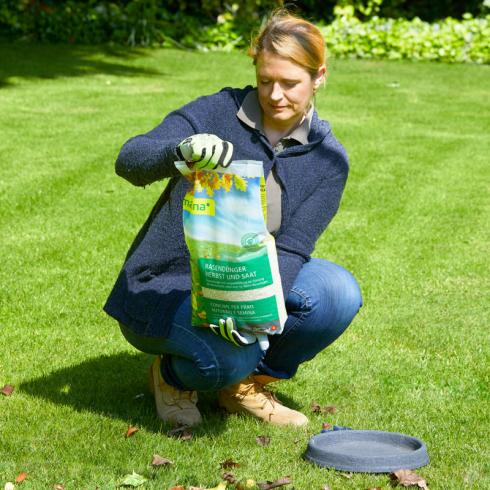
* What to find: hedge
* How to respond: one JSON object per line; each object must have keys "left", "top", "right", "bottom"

{"left": 321, "top": 12, "right": 490, "bottom": 64}
{"left": 0, "top": 1, "right": 488, "bottom": 64}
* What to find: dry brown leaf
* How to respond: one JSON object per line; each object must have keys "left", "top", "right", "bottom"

{"left": 391, "top": 469, "right": 428, "bottom": 489}
{"left": 311, "top": 401, "right": 322, "bottom": 413}
{"left": 168, "top": 425, "right": 193, "bottom": 441}
{"left": 256, "top": 435, "right": 271, "bottom": 446}
{"left": 367, "top": 487, "right": 382, "bottom": 490}
{"left": 53, "top": 485, "right": 65, "bottom": 490}
{"left": 1, "top": 384, "right": 14, "bottom": 396}
{"left": 257, "top": 476, "right": 292, "bottom": 489}
{"left": 151, "top": 454, "right": 173, "bottom": 466}
{"left": 340, "top": 472, "right": 353, "bottom": 479}
{"left": 125, "top": 425, "right": 139, "bottom": 438}
{"left": 222, "top": 471, "right": 237, "bottom": 483}
{"left": 15, "top": 472, "right": 28, "bottom": 483}
{"left": 169, "top": 486, "right": 186, "bottom": 490}
{"left": 220, "top": 459, "right": 240, "bottom": 469}
{"left": 311, "top": 402, "right": 337, "bottom": 414}
{"left": 322, "top": 485, "right": 332, "bottom": 490}
{"left": 180, "top": 431, "right": 193, "bottom": 441}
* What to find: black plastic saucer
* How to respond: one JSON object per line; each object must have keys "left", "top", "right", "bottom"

{"left": 305, "top": 429, "right": 429, "bottom": 473}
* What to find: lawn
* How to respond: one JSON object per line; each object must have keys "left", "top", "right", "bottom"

{"left": 0, "top": 43, "right": 488, "bottom": 489}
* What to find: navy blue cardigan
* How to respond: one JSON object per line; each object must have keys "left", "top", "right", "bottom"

{"left": 104, "top": 86, "right": 349, "bottom": 337}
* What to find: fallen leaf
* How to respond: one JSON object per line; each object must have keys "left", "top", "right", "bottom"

{"left": 5, "top": 483, "right": 15, "bottom": 490}
{"left": 168, "top": 425, "right": 193, "bottom": 441}
{"left": 366, "top": 487, "right": 382, "bottom": 490}
{"left": 188, "top": 484, "right": 227, "bottom": 490}
{"left": 311, "top": 401, "right": 322, "bottom": 413}
{"left": 391, "top": 469, "right": 428, "bottom": 489}
{"left": 256, "top": 435, "right": 271, "bottom": 446}
{"left": 1, "top": 384, "right": 14, "bottom": 396}
{"left": 15, "top": 472, "right": 28, "bottom": 483}
{"left": 170, "top": 486, "right": 186, "bottom": 490}
{"left": 53, "top": 485, "right": 65, "bottom": 490}
{"left": 220, "top": 459, "right": 240, "bottom": 469}
{"left": 322, "top": 422, "right": 332, "bottom": 430}
{"left": 340, "top": 472, "right": 353, "bottom": 479}
{"left": 180, "top": 430, "right": 193, "bottom": 441}
{"left": 222, "top": 472, "right": 237, "bottom": 483}
{"left": 209, "top": 483, "right": 227, "bottom": 490}
{"left": 236, "top": 480, "right": 256, "bottom": 489}
{"left": 125, "top": 426, "right": 139, "bottom": 438}
{"left": 311, "top": 402, "right": 337, "bottom": 414}
{"left": 257, "top": 476, "right": 292, "bottom": 489}
{"left": 119, "top": 471, "right": 147, "bottom": 487}
{"left": 151, "top": 454, "right": 173, "bottom": 466}
{"left": 322, "top": 485, "right": 331, "bottom": 490}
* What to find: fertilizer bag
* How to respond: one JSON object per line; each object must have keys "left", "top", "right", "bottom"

{"left": 175, "top": 160, "right": 287, "bottom": 337}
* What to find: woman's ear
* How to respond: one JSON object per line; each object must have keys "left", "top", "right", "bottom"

{"left": 314, "top": 65, "right": 327, "bottom": 91}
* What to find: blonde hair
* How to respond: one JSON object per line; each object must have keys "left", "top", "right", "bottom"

{"left": 248, "top": 9, "right": 326, "bottom": 78}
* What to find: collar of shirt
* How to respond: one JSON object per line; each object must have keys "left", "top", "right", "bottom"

{"left": 236, "top": 89, "right": 313, "bottom": 151}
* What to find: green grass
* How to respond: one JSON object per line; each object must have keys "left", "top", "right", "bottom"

{"left": 0, "top": 43, "right": 489, "bottom": 489}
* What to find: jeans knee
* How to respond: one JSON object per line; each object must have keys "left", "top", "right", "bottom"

{"left": 314, "top": 260, "right": 361, "bottom": 312}
{"left": 169, "top": 342, "right": 263, "bottom": 391}
{"left": 288, "top": 259, "right": 362, "bottom": 335}
{"left": 338, "top": 268, "right": 363, "bottom": 319}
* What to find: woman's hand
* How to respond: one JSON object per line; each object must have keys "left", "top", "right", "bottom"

{"left": 209, "top": 318, "right": 269, "bottom": 350}
{"left": 176, "top": 133, "right": 233, "bottom": 169}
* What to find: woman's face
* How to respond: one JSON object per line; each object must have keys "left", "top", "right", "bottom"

{"left": 256, "top": 50, "right": 325, "bottom": 131}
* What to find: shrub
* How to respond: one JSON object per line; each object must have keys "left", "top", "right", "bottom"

{"left": 0, "top": 1, "right": 488, "bottom": 64}
{"left": 320, "top": 11, "right": 490, "bottom": 64}
{"left": 0, "top": 0, "right": 280, "bottom": 46}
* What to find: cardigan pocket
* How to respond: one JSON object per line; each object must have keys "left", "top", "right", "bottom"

{"left": 123, "top": 268, "right": 159, "bottom": 321}
{"left": 122, "top": 267, "right": 191, "bottom": 338}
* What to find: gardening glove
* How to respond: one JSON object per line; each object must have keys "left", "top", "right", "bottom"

{"left": 176, "top": 133, "right": 233, "bottom": 170}
{"left": 209, "top": 318, "right": 269, "bottom": 351}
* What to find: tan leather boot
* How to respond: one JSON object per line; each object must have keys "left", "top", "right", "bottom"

{"left": 218, "top": 375, "right": 308, "bottom": 427}
{"left": 149, "top": 356, "right": 202, "bottom": 427}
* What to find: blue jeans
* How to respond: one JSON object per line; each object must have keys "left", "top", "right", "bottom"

{"left": 120, "top": 258, "right": 362, "bottom": 391}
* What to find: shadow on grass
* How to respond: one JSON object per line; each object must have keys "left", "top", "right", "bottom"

{"left": 19, "top": 352, "right": 229, "bottom": 437}
{"left": 0, "top": 42, "right": 165, "bottom": 88}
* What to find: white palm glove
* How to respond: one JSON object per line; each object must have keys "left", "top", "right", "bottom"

{"left": 176, "top": 133, "right": 233, "bottom": 169}
{"left": 209, "top": 318, "right": 269, "bottom": 351}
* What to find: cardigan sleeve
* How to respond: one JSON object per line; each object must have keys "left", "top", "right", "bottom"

{"left": 275, "top": 159, "right": 348, "bottom": 298}
{"left": 115, "top": 110, "right": 197, "bottom": 187}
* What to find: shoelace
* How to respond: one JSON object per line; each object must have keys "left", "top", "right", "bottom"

{"left": 237, "top": 381, "right": 280, "bottom": 408}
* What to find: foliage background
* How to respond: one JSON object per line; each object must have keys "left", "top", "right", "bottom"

{"left": 0, "top": 0, "right": 489, "bottom": 64}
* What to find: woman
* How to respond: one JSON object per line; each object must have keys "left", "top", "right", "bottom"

{"left": 104, "top": 10, "right": 362, "bottom": 428}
